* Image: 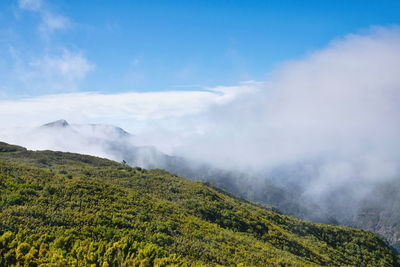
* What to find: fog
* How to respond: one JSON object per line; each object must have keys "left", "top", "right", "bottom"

{"left": 0, "top": 121, "right": 132, "bottom": 160}
{"left": 131, "top": 26, "right": 400, "bottom": 222}
{"left": 2, "top": 27, "right": 400, "bottom": 229}
{"left": 173, "top": 27, "right": 400, "bottom": 184}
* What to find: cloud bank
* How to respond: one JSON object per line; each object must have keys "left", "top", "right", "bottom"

{"left": 0, "top": 81, "right": 260, "bottom": 128}
{"left": 155, "top": 27, "right": 400, "bottom": 166}
{"left": 162, "top": 27, "right": 400, "bottom": 208}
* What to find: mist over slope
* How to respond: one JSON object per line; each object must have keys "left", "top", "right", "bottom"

{"left": 0, "top": 141, "right": 399, "bottom": 266}
{"left": 0, "top": 119, "right": 334, "bottom": 223}
{"left": 2, "top": 117, "right": 400, "bottom": 251}
{"left": 0, "top": 119, "right": 163, "bottom": 169}
{"left": 150, "top": 28, "right": 400, "bottom": 249}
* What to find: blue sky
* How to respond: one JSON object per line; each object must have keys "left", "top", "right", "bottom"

{"left": 1, "top": 0, "right": 400, "bottom": 98}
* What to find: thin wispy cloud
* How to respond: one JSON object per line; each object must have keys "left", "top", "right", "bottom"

{"left": 9, "top": 48, "right": 94, "bottom": 94}
{"left": 18, "top": 0, "right": 42, "bottom": 11}
{"left": 1, "top": 1, "right": 93, "bottom": 95}
{"left": 18, "top": 0, "right": 70, "bottom": 36}
{"left": 40, "top": 12, "right": 69, "bottom": 32}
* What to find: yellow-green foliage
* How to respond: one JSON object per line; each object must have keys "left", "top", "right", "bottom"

{"left": 0, "top": 142, "right": 399, "bottom": 266}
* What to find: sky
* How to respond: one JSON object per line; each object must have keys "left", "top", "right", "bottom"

{"left": 1, "top": 0, "right": 400, "bottom": 94}
{"left": 0, "top": 0, "right": 400, "bottom": 130}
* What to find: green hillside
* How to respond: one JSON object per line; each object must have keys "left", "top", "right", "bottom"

{"left": 0, "top": 142, "right": 398, "bottom": 266}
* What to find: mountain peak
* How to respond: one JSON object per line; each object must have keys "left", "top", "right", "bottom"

{"left": 42, "top": 119, "right": 69, "bottom": 128}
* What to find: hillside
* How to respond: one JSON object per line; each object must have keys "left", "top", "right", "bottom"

{"left": 6, "top": 120, "right": 396, "bottom": 245}
{"left": 0, "top": 142, "right": 399, "bottom": 266}
{"left": 353, "top": 180, "right": 400, "bottom": 252}
{"left": 5, "top": 120, "right": 396, "bottom": 246}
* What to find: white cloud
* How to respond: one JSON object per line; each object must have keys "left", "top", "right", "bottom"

{"left": 30, "top": 51, "right": 93, "bottom": 83}
{"left": 131, "top": 59, "right": 140, "bottom": 67}
{"left": 111, "top": 26, "right": 400, "bottom": 198}
{"left": 18, "top": 0, "right": 42, "bottom": 11}
{"left": 128, "top": 26, "right": 400, "bottom": 216}
{"left": 18, "top": 0, "right": 70, "bottom": 35}
{"left": 41, "top": 12, "right": 69, "bottom": 31}
{"left": 12, "top": 49, "right": 94, "bottom": 93}
{"left": 167, "top": 27, "right": 400, "bottom": 170}
{"left": 8, "top": 2, "right": 87, "bottom": 94}
{"left": 0, "top": 81, "right": 260, "bottom": 128}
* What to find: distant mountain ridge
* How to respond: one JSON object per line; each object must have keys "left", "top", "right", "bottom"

{"left": 41, "top": 119, "right": 131, "bottom": 138}
{"left": 42, "top": 119, "right": 70, "bottom": 128}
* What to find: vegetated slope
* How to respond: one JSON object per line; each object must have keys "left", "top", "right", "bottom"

{"left": 0, "top": 142, "right": 398, "bottom": 266}
{"left": 6, "top": 120, "right": 400, "bottom": 251}
{"left": 2, "top": 121, "right": 341, "bottom": 233}
{"left": 165, "top": 158, "right": 400, "bottom": 252}
{"left": 161, "top": 161, "right": 337, "bottom": 224}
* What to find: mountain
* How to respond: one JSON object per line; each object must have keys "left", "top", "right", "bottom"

{"left": 42, "top": 119, "right": 70, "bottom": 128}
{"left": 0, "top": 141, "right": 398, "bottom": 266}
{"left": 1, "top": 120, "right": 140, "bottom": 164}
